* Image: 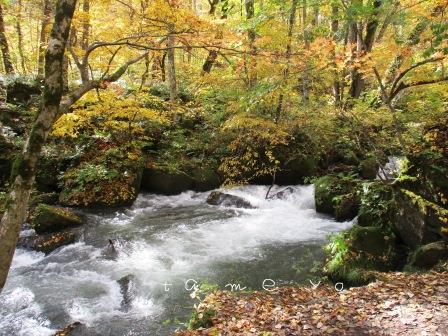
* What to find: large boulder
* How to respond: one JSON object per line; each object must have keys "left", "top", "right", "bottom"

{"left": 30, "top": 204, "right": 83, "bottom": 234}
{"left": 393, "top": 191, "right": 444, "bottom": 249}
{"left": 325, "top": 225, "right": 398, "bottom": 286}
{"left": 141, "top": 168, "right": 195, "bottom": 195}
{"left": 18, "top": 230, "right": 77, "bottom": 254}
{"left": 60, "top": 144, "right": 144, "bottom": 207}
{"left": 275, "top": 157, "right": 317, "bottom": 185}
{"left": 314, "top": 175, "right": 360, "bottom": 221}
{"left": 206, "top": 191, "right": 256, "bottom": 209}
{"left": 358, "top": 157, "right": 379, "bottom": 180}
{"left": 357, "top": 182, "right": 395, "bottom": 227}
{"left": 409, "top": 241, "right": 448, "bottom": 269}
{"left": 141, "top": 165, "right": 221, "bottom": 195}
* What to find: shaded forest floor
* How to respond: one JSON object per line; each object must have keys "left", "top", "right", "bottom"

{"left": 177, "top": 267, "right": 448, "bottom": 336}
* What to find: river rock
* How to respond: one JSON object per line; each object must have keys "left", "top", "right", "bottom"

{"left": 18, "top": 230, "right": 77, "bottom": 254}
{"left": 269, "top": 187, "right": 295, "bottom": 200}
{"left": 409, "top": 241, "right": 448, "bottom": 269}
{"left": 30, "top": 204, "right": 83, "bottom": 234}
{"left": 117, "top": 274, "right": 136, "bottom": 311}
{"left": 206, "top": 191, "right": 256, "bottom": 209}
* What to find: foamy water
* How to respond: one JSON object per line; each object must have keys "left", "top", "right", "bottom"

{"left": 0, "top": 185, "right": 351, "bottom": 335}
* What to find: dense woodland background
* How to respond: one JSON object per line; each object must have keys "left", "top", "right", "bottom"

{"left": 0, "top": 0, "right": 447, "bottom": 332}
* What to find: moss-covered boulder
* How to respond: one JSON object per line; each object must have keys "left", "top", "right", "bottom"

{"left": 275, "top": 156, "right": 317, "bottom": 185}
{"left": 30, "top": 204, "right": 83, "bottom": 234}
{"left": 60, "top": 144, "right": 144, "bottom": 207}
{"left": 324, "top": 225, "right": 397, "bottom": 286}
{"left": 409, "top": 241, "right": 448, "bottom": 269}
{"left": 358, "top": 157, "right": 379, "bottom": 180}
{"left": 357, "top": 182, "right": 395, "bottom": 227}
{"left": 314, "top": 175, "right": 361, "bottom": 221}
{"left": 191, "top": 166, "right": 221, "bottom": 192}
{"left": 393, "top": 190, "right": 445, "bottom": 249}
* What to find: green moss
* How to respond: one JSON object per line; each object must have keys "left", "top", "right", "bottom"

{"left": 357, "top": 182, "right": 395, "bottom": 227}
{"left": 324, "top": 225, "right": 398, "bottom": 286}
{"left": 315, "top": 174, "right": 361, "bottom": 221}
{"left": 187, "top": 309, "right": 216, "bottom": 330}
{"left": 31, "top": 204, "right": 83, "bottom": 234}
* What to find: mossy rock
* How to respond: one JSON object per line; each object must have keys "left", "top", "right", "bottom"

{"left": 31, "top": 204, "right": 83, "bottom": 234}
{"left": 325, "top": 225, "right": 397, "bottom": 286}
{"left": 275, "top": 157, "right": 317, "bottom": 185}
{"left": 141, "top": 168, "right": 195, "bottom": 195}
{"left": 191, "top": 166, "right": 221, "bottom": 192}
{"left": 409, "top": 241, "right": 448, "bottom": 270}
{"left": 334, "top": 193, "right": 360, "bottom": 221}
{"left": 315, "top": 175, "right": 360, "bottom": 221}
{"left": 359, "top": 157, "right": 379, "bottom": 180}
{"left": 350, "top": 226, "right": 393, "bottom": 256}
{"left": 357, "top": 182, "right": 395, "bottom": 227}
{"left": 60, "top": 145, "right": 144, "bottom": 207}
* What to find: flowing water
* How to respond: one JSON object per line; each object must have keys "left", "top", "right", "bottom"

{"left": 0, "top": 185, "right": 352, "bottom": 336}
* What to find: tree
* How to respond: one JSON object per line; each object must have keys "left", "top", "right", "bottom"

{"left": 0, "top": 0, "right": 150, "bottom": 292}
{"left": 15, "top": 0, "right": 26, "bottom": 73}
{"left": 0, "top": 3, "right": 14, "bottom": 74}
{"left": 0, "top": 0, "right": 77, "bottom": 293}
{"left": 349, "top": 0, "right": 382, "bottom": 98}
{"left": 37, "top": 0, "right": 53, "bottom": 78}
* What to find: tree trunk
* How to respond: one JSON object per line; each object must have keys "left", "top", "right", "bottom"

{"left": 140, "top": 53, "right": 150, "bottom": 90}
{"left": 37, "top": 0, "right": 52, "bottom": 78}
{"left": 245, "top": 0, "right": 256, "bottom": 87}
{"left": 349, "top": 0, "right": 382, "bottom": 98}
{"left": 0, "top": 4, "right": 14, "bottom": 75}
{"left": 166, "top": 32, "right": 178, "bottom": 102}
{"left": 331, "top": 4, "right": 341, "bottom": 105}
{"left": 275, "top": 0, "right": 298, "bottom": 122}
{"left": 202, "top": 0, "right": 229, "bottom": 74}
{"left": 208, "top": 0, "right": 220, "bottom": 15}
{"left": 0, "top": 0, "right": 77, "bottom": 293}
{"left": 15, "top": 0, "right": 27, "bottom": 73}
{"left": 81, "top": 0, "right": 90, "bottom": 51}
{"left": 62, "top": 55, "right": 69, "bottom": 93}
{"left": 300, "top": 0, "right": 310, "bottom": 102}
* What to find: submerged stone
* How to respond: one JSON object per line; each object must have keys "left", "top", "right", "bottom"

{"left": 117, "top": 274, "right": 136, "bottom": 311}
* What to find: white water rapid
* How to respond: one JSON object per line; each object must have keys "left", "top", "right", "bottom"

{"left": 0, "top": 185, "right": 352, "bottom": 336}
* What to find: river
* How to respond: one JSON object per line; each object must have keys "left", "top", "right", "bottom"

{"left": 0, "top": 185, "right": 352, "bottom": 335}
